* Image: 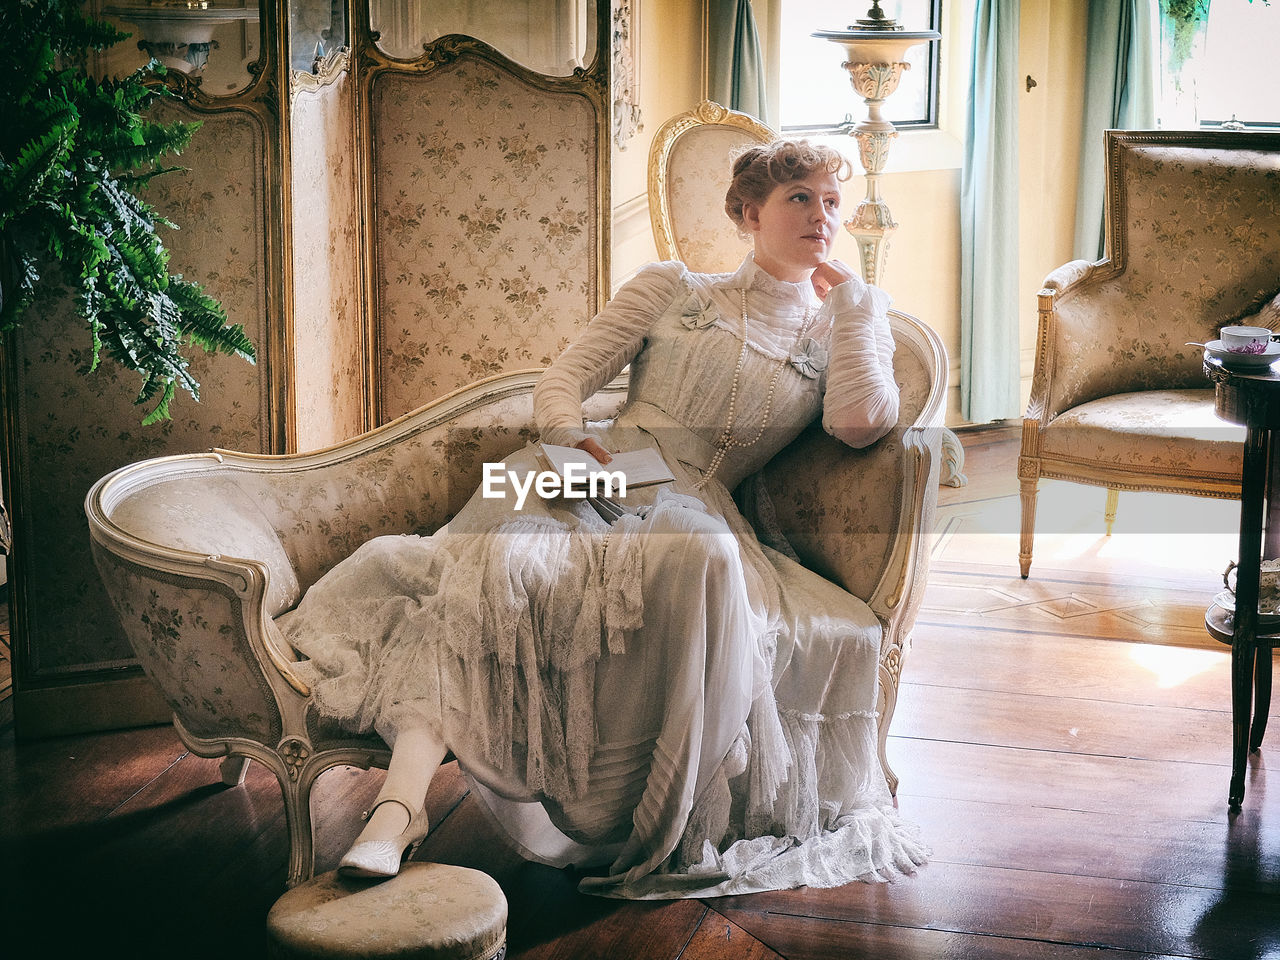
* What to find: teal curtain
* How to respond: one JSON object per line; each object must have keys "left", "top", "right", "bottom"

{"left": 960, "top": 0, "right": 1021, "bottom": 423}
{"left": 1073, "top": 0, "right": 1156, "bottom": 260}
{"left": 708, "top": 0, "right": 772, "bottom": 128}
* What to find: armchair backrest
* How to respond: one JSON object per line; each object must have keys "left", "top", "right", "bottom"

{"left": 1042, "top": 130, "right": 1280, "bottom": 417}
{"left": 648, "top": 100, "right": 774, "bottom": 273}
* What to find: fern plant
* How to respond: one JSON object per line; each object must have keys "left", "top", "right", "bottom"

{"left": 0, "top": 0, "right": 255, "bottom": 424}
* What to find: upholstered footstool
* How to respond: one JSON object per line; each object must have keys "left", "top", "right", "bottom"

{"left": 267, "top": 863, "right": 507, "bottom": 960}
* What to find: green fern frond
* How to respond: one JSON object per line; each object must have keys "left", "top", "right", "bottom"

{"left": 0, "top": 125, "right": 77, "bottom": 227}
{"left": 139, "top": 382, "right": 177, "bottom": 426}
{"left": 99, "top": 124, "right": 195, "bottom": 172}
{"left": 0, "top": 0, "right": 255, "bottom": 422}
{"left": 169, "top": 280, "right": 255, "bottom": 358}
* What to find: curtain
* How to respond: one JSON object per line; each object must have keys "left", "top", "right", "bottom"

{"left": 1073, "top": 0, "right": 1157, "bottom": 261}
{"left": 960, "top": 0, "right": 1021, "bottom": 424}
{"left": 708, "top": 0, "right": 772, "bottom": 128}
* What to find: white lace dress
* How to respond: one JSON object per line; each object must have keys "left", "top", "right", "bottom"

{"left": 279, "top": 254, "right": 928, "bottom": 898}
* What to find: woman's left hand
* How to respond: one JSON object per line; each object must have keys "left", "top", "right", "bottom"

{"left": 810, "top": 259, "right": 858, "bottom": 302}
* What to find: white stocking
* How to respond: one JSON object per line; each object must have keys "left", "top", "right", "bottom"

{"left": 353, "top": 727, "right": 448, "bottom": 844}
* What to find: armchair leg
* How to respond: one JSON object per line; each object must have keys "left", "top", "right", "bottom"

{"left": 272, "top": 758, "right": 320, "bottom": 888}
{"left": 1019, "top": 474, "right": 1039, "bottom": 579}
{"left": 1104, "top": 488, "right": 1120, "bottom": 536}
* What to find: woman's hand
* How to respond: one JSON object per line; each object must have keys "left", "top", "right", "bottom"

{"left": 575, "top": 437, "right": 613, "bottom": 465}
{"left": 810, "top": 259, "right": 858, "bottom": 302}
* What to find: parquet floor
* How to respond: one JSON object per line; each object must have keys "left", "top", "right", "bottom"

{"left": 1, "top": 425, "right": 1277, "bottom": 959}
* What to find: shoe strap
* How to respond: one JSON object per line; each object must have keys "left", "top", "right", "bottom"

{"left": 359, "top": 794, "right": 421, "bottom": 823}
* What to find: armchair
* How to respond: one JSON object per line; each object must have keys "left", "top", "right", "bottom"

{"left": 1019, "top": 130, "right": 1280, "bottom": 578}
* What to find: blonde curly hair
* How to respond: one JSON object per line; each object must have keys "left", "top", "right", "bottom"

{"left": 724, "top": 140, "right": 852, "bottom": 229}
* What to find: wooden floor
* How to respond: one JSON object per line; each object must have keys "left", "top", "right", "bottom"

{"left": 2, "top": 426, "right": 1277, "bottom": 959}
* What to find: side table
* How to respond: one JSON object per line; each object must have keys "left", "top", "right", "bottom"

{"left": 1204, "top": 356, "right": 1280, "bottom": 808}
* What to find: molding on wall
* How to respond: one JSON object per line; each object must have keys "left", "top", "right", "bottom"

{"left": 612, "top": 192, "right": 651, "bottom": 244}
{"left": 14, "top": 674, "right": 169, "bottom": 740}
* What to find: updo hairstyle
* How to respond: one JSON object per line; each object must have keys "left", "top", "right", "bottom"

{"left": 724, "top": 140, "right": 853, "bottom": 230}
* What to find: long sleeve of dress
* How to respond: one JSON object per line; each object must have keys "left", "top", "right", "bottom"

{"left": 534, "top": 261, "right": 688, "bottom": 447}
{"left": 820, "top": 277, "right": 899, "bottom": 449}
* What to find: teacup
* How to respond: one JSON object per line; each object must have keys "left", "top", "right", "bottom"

{"left": 1220, "top": 325, "right": 1273, "bottom": 354}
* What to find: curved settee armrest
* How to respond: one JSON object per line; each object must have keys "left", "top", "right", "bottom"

{"left": 87, "top": 475, "right": 306, "bottom": 748}
{"left": 758, "top": 310, "right": 945, "bottom": 616}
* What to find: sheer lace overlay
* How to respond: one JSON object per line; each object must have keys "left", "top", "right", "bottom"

{"left": 279, "top": 254, "right": 927, "bottom": 899}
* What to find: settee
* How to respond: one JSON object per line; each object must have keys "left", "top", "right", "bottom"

{"left": 88, "top": 320, "right": 945, "bottom": 885}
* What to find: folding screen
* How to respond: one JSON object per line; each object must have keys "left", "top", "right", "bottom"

{"left": 2, "top": 0, "right": 611, "bottom": 735}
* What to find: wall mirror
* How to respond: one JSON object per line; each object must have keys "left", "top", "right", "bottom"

{"left": 369, "top": 0, "right": 597, "bottom": 75}
{"left": 291, "top": 0, "right": 349, "bottom": 72}
{"left": 100, "top": 1, "right": 263, "bottom": 96}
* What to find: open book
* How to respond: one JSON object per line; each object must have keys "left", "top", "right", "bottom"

{"left": 538, "top": 442, "right": 675, "bottom": 495}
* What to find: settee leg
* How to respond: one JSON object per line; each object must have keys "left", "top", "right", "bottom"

{"left": 219, "top": 755, "right": 250, "bottom": 786}
{"left": 276, "top": 766, "right": 318, "bottom": 888}
{"left": 876, "top": 661, "right": 901, "bottom": 796}
{"left": 1019, "top": 474, "right": 1038, "bottom": 579}
{"left": 1104, "top": 488, "right": 1119, "bottom": 536}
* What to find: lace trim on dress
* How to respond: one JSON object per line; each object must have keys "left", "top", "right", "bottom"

{"left": 581, "top": 710, "right": 928, "bottom": 899}
{"left": 436, "top": 513, "right": 650, "bottom": 799}
{"left": 777, "top": 707, "right": 879, "bottom": 722}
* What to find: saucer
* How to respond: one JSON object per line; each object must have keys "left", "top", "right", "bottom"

{"left": 1205, "top": 339, "right": 1280, "bottom": 368}
{"left": 1212, "top": 589, "right": 1280, "bottom": 622}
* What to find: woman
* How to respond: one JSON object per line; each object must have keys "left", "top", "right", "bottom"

{"left": 280, "top": 140, "right": 928, "bottom": 898}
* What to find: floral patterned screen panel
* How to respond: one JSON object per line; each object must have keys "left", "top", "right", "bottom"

{"left": 370, "top": 50, "right": 603, "bottom": 421}
{"left": 9, "top": 106, "right": 271, "bottom": 682}
{"left": 370, "top": 0, "right": 597, "bottom": 76}
{"left": 291, "top": 72, "right": 366, "bottom": 450}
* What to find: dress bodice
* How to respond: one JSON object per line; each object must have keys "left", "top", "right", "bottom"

{"left": 619, "top": 277, "right": 826, "bottom": 489}
{"left": 533, "top": 253, "right": 900, "bottom": 488}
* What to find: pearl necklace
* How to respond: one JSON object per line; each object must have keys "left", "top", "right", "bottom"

{"left": 695, "top": 288, "right": 816, "bottom": 489}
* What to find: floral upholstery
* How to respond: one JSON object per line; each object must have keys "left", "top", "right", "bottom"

{"left": 371, "top": 55, "right": 600, "bottom": 420}
{"left": 759, "top": 323, "right": 938, "bottom": 605}
{"left": 1020, "top": 131, "right": 1280, "bottom": 577}
{"left": 91, "top": 550, "right": 283, "bottom": 745}
{"left": 1038, "top": 389, "right": 1244, "bottom": 482}
{"left": 666, "top": 126, "right": 756, "bottom": 274}
{"left": 647, "top": 101, "right": 773, "bottom": 274}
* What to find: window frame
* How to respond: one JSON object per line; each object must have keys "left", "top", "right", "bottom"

{"left": 778, "top": 0, "right": 944, "bottom": 136}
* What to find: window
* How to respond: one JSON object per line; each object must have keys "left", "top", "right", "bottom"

{"left": 1158, "top": 0, "right": 1280, "bottom": 128}
{"left": 777, "top": 0, "right": 942, "bottom": 133}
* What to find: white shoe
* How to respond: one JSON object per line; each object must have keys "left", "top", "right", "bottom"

{"left": 337, "top": 794, "right": 429, "bottom": 880}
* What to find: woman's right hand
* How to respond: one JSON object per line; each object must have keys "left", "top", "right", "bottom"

{"left": 575, "top": 437, "right": 613, "bottom": 465}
